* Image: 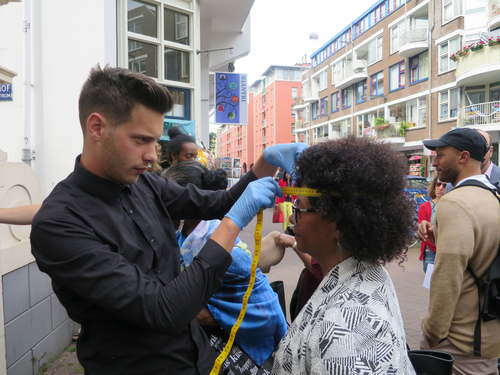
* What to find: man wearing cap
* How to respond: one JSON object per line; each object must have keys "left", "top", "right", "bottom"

{"left": 420, "top": 128, "right": 500, "bottom": 374}
{"left": 478, "top": 129, "right": 500, "bottom": 187}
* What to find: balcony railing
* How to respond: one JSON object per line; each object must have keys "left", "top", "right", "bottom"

{"left": 400, "top": 27, "right": 427, "bottom": 45}
{"left": 333, "top": 60, "right": 368, "bottom": 89}
{"left": 460, "top": 101, "right": 500, "bottom": 126}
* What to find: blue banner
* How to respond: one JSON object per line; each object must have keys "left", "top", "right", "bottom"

{"left": 0, "top": 83, "right": 12, "bottom": 101}
{"left": 215, "top": 73, "right": 248, "bottom": 125}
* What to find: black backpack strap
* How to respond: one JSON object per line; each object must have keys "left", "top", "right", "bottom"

{"left": 454, "top": 179, "right": 500, "bottom": 357}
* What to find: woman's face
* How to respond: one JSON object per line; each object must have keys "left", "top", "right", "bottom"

{"left": 290, "top": 196, "right": 339, "bottom": 256}
{"left": 435, "top": 180, "right": 446, "bottom": 199}
{"left": 175, "top": 142, "right": 198, "bottom": 163}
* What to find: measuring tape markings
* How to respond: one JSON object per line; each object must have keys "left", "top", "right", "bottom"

{"left": 209, "top": 187, "right": 320, "bottom": 375}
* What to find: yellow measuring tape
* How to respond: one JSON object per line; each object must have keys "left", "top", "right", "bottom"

{"left": 209, "top": 186, "right": 320, "bottom": 375}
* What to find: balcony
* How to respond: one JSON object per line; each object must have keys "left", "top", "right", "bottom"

{"left": 366, "top": 123, "right": 406, "bottom": 146}
{"left": 488, "top": 0, "right": 500, "bottom": 31}
{"left": 333, "top": 60, "right": 368, "bottom": 90}
{"left": 456, "top": 41, "right": 500, "bottom": 86}
{"left": 459, "top": 101, "right": 500, "bottom": 128}
{"left": 399, "top": 28, "right": 428, "bottom": 57}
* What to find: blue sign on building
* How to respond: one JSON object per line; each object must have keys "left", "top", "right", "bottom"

{"left": 0, "top": 83, "right": 12, "bottom": 101}
{"left": 215, "top": 72, "right": 248, "bottom": 125}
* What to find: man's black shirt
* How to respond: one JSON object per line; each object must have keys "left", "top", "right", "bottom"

{"left": 30, "top": 158, "right": 256, "bottom": 375}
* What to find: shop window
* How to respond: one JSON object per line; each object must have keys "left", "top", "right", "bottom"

{"left": 164, "top": 48, "right": 190, "bottom": 83}
{"left": 164, "top": 8, "right": 189, "bottom": 45}
{"left": 128, "top": 0, "right": 158, "bottom": 38}
{"left": 166, "top": 86, "right": 191, "bottom": 120}
{"left": 128, "top": 39, "right": 158, "bottom": 77}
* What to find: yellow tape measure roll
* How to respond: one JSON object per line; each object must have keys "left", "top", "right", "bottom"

{"left": 209, "top": 186, "right": 320, "bottom": 375}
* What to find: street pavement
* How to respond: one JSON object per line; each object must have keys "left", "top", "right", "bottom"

{"left": 239, "top": 208, "right": 429, "bottom": 349}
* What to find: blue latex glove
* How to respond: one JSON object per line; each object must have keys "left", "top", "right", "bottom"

{"left": 263, "top": 143, "right": 308, "bottom": 174}
{"left": 226, "top": 177, "right": 282, "bottom": 229}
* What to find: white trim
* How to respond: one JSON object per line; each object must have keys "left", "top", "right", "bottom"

{"left": 434, "top": 29, "right": 464, "bottom": 45}
{"left": 0, "top": 66, "right": 17, "bottom": 83}
{"left": 442, "top": 14, "right": 462, "bottom": 27}
{"left": 329, "top": 113, "right": 353, "bottom": 124}
{"left": 388, "top": 0, "right": 430, "bottom": 28}
{"left": 330, "top": 49, "right": 353, "bottom": 67}
{"left": 431, "top": 81, "right": 457, "bottom": 93}
{"left": 309, "top": 120, "right": 330, "bottom": 130}
{"left": 353, "top": 28, "right": 384, "bottom": 53}
{"left": 311, "top": 64, "right": 330, "bottom": 78}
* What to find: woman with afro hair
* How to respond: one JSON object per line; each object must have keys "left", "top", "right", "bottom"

{"left": 272, "top": 137, "right": 416, "bottom": 374}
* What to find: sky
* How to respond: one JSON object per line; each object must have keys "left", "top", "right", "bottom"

{"left": 236, "top": 0, "right": 377, "bottom": 84}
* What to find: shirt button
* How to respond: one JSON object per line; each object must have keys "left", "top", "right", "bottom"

{"left": 129, "top": 209, "right": 134, "bottom": 214}
{"left": 150, "top": 238, "right": 155, "bottom": 243}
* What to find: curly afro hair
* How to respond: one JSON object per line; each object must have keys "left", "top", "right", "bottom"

{"left": 295, "top": 136, "right": 415, "bottom": 265}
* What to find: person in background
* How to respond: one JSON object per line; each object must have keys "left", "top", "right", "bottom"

{"left": 162, "top": 160, "right": 287, "bottom": 367}
{"left": 161, "top": 126, "right": 199, "bottom": 168}
{"left": 417, "top": 176, "right": 446, "bottom": 273}
{"left": 0, "top": 204, "right": 40, "bottom": 225}
{"left": 478, "top": 129, "right": 500, "bottom": 186}
{"left": 272, "top": 137, "right": 416, "bottom": 374}
{"left": 421, "top": 128, "right": 500, "bottom": 374}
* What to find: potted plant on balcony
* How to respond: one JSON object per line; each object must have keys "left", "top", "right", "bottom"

{"left": 488, "top": 36, "right": 500, "bottom": 47}
{"left": 399, "top": 121, "right": 411, "bottom": 137}
{"left": 470, "top": 40, "right": 486, "bottom": 51}
{"left": 374, "top": 117, "right": 390, "bottom": 130}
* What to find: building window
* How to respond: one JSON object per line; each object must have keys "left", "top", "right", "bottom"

{"left": 128, "top": 39, "right": 158, "bottom": 77}
{"left": 318, "top": 70, "right": 328, "bottom": 91}
{"left": 311, "top": 101, "right": 319, "bottom": 121}
{"left": 390, "top": 23, "right": 400, "bottom": 54}
{"left": 164, "top": 7, "right": 190, "bottom": 45}
{"left": 125, "top": 0, "right": 193, "bottom": 85}
{"left": 368, "top": 35, "right": 383, "bottom": 65}
{"left": 409, "top": 50, "right": 429, "bottom": 84}
{"left": 331, "top": 92, "right": 339, "bottom": 112}
{"left": 166, "top": 86, "right": 191, "bottom": 119}
{"left": 439, "top": 37, "right": 460, "bottom": 74}
{"left": 439, "top": 88, "right": 460, "bottom": 121}
{"left": 370, "top": 71, "right": 384, "bottom": 97}
{"left": 341, "top": 87, "right": 352, "bottom": 109}
{"left": 406, "top": 97, "right": 427, "bottom": 127}
{"left": 443, "top": 0, "right": 462, "bottom": 24}
{"left": 389, "top": 61, "right": 405, "bottom": 92}
{"left": 355, "top": 80, "right": 367, "bottom": 103}
{"left": 320, "top": 97, "right": 329, "bottom": 117}
{"left": 291, "top": 87, "right": 298, "bottom": 99}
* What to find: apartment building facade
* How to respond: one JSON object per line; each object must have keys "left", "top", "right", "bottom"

{"left": 294, "top": 0, "right": 500, "bottom": 176}
{"left": 217, "top": 64, "right": 308, "bottom": 168}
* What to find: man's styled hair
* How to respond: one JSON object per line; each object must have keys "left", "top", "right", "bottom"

{"left": 78, "top": 65, "right": 173, "bottom": 130}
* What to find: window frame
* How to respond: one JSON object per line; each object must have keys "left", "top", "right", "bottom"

{"left": 120, "top": 0, "right": 194, "bottom": 89}
{"left": 370, "top": 71, "right": 384, "bottom": 98}
{"left": 331, "top": 92, "right": 340, "bottom": 113}
{"left": 409, "top": 50, "right": 429, "bottom": 85}
{"left": 442, "top": 0, "right": 462, "bottom": 25}
{"left": 438, "top": 36, "right": 460, "bottom": 74}
{"left": 389, "top": 61, "right": 405, "bottom": 92}
{"left": 355, "top": 80, "right": 367, "bottom": 104}
{"left": 439, "top": 87, "right": 460, "bottom": 122}
{"left": 341, "top": 87, "right": 353, "bottom": 109}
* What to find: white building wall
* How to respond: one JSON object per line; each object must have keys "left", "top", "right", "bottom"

{"left": 0, "top": 2, "right": 25, "bottom": 164}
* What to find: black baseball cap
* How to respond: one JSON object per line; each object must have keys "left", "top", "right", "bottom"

{"left": 422, "top": 128, "right": 488, "bottom": 162}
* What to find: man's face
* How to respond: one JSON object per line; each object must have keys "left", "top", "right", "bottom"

{"left": 432, "top": 146, "right": 461, "bottom": 184}
{"left": 100, "top": 104, "right": 164, "bottom": 184}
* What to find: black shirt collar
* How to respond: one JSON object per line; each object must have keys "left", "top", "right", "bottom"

{"left": 72, "top": 155, "right": 131, "bottom": 201}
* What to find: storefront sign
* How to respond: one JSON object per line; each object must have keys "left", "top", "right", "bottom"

{"left": 215, "top": 72, "right": 248, "bottom": 125}
{"left": 0, "top": 83, "right": 12, "bottom": 101}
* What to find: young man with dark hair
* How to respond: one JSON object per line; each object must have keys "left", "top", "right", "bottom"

{"left": 421, "top": 128, "right": 500, "bottom": 374}
{"left": 30, "top": 65, "right": 306, "bottom": 375}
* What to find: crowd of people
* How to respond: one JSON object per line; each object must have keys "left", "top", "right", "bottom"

{"left": 1, "top": 66, "right": 499, "bottom": 375}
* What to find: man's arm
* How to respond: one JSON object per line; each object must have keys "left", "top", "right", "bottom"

{"left": 421, "top": 199, "right": 473, "bottom": 346}
{"left": 31, "top": 215, "right": 231, "bottom": 335}
{"left": 0, "top": 204, "right": 41, "bottom": 225}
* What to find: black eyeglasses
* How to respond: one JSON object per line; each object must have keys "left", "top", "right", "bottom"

{"left": 292, "top": 200, "right": 317, "bottom": 222}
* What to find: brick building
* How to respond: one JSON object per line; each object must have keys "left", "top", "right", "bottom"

{"left": 294, "top": 0, "right": 500, "bottom": 176}
{"left": 217, "top": 65, "right": 309, "bottom": 170}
